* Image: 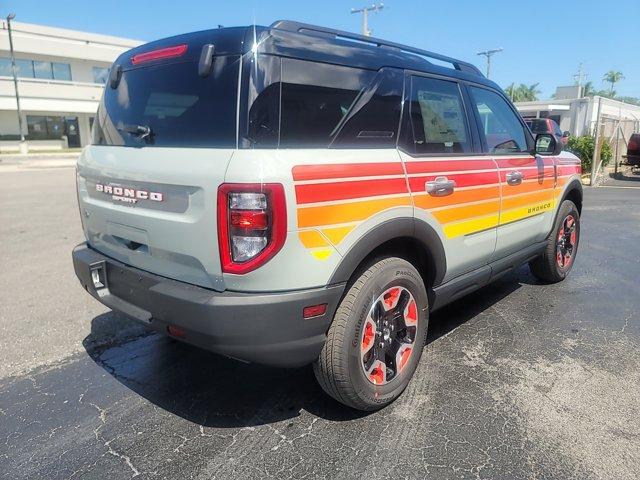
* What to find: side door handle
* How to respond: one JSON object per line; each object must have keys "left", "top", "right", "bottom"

{"left": 426, "top": 176, "right": 456, "bottom": 197}
{"left": 506, "top": 171, "right": 524, "bottom": 186}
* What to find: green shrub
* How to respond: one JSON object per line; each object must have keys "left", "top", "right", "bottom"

{"left": 567, "top": 135, "right": 612, "bottom": 172}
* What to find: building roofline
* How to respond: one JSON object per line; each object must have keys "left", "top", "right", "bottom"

{"left": 0, "top": 20, "right": 142, "bottom": 49}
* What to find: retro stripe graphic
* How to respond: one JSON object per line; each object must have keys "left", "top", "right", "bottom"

{"left": 292, "top": 157, "right": 581, "bottom": 259}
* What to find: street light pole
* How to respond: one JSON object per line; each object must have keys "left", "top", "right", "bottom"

{"left": 6, "top": 13, "right": 27, "bottom": 154}
{"left": 351, "top": 3, "right": 384, "bottom": 36}
{"left": 476, "top": 48, "right": 503, "bottom": 79}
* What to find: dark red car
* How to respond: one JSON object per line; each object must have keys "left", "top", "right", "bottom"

{"left": 525, "top": 118, "right": 570, "bottom": 147}
{"left": 625, "top": 133, "right": 640, "bottom": 166}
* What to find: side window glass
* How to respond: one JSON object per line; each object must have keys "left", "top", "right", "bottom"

{"left": 331, "top": 68, "right": 404, "bottom": 148}
{"left": 469, "top": 87, "right": 529, "bottom": 154}
{"left": 408, "top": 76, "right": 471, "bottom": 154}
{"left": 242, "top": 54, "right": 281, "bottom": 148}
{"left": 280, "top": 58, "right": 374, "bottom": 148}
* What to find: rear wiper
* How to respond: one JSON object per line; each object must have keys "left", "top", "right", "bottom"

{"left": 118, "top": 124, "right": 153, "bottom": 141}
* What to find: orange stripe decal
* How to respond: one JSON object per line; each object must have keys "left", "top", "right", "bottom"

{"left": 297, "top": 196, "right": 411, "bottom": 228}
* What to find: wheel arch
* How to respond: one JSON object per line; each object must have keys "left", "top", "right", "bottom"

{"left": 328, "top": 218, "right": 447, "bottom": 304}
{"left": 561, "top": 179, "right": 583, "bottom": 214}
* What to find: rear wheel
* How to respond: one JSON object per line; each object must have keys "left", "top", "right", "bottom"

{"left": 313, "top": 257, "right": 428, "bottom": 411}
{"left": 529, "top": 200, "right": 580, "bottom": 283}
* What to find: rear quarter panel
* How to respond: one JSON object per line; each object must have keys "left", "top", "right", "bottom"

{"left": 224, "top": 149, "right": 413, "bottom": 292}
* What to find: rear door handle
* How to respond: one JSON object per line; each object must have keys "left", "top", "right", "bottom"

{"left": 426, "top": 176, "right": 456, "bottom": 197}
{"left": 506, "top": 171, "right": 524, "bottom": 186}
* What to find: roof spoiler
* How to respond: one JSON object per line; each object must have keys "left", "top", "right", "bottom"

{"left": 270, "top": 20, "right": 484, "bottom": 77}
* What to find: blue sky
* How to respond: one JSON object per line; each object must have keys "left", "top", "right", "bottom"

{"left": 4, "top": 0, "right": 638, "bottom": 99}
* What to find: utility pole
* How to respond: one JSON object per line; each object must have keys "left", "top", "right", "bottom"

{"left": 573, "top": 63, "right": 588, "bottom": 97}
{"left": 476, "top": 48, "right": 503, "bottom": 79}
{"left": 5, "top": 13, "right": 27, "bottom": 154}
{"left": 351, "top": 3, "right": 383, "bottom": 37}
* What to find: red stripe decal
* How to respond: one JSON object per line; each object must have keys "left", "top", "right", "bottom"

{"left": 295, "top": 178, "right": 408, "bottom": 204}
{"left": 292, "top": 163, "right": 404, "bottom": 181}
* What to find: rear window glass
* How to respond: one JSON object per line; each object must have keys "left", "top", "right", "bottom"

{"left": 92, "top": 56, "right": 239, "bottom": 148}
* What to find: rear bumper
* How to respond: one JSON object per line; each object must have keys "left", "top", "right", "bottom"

{"left": 72, "top": 243, "right": 344, "bottom": 367}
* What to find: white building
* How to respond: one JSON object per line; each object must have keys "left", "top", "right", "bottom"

{"left": 515, "top": 86, "right": 640, "bottom": 138}
{"left": 0, "top": 21, "right": 141, "bottom": 152}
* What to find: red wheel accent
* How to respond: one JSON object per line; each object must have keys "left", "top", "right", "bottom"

{"left": 360, "top": 286, "right": 419, "bottom": 386}
{"left": 556, "top": 214, "right": 577, "bottom": 269}
{"left": 383, "top": 287, "right": 400, "bottom": 309}
{"left": 397, "top": 346, "right": 412, "bottom": 372}
{"left": 405, "top": 299, "right": 417, "bottom": 326}
{"left": 362, "top": 320, "right": 375, "bottom": 353}
{"left": 369, "top": 364, "right": 385, "bottom": 385}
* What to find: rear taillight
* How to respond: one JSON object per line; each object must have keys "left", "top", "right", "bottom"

{"left": 217, "top": 183, "right": 286, "bottom": 274}
{"left": 629, "top": 137, "right": 639, "bottom": 151}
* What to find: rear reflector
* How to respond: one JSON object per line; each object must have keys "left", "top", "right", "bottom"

{"left": 131, "top": 44, "right": 188, "bottom": 65}
{"left": 167, "top": 325, "right": 186, "bottom": 338}
{"left": 303, "top": 304, "right": 327, "bottom": 319}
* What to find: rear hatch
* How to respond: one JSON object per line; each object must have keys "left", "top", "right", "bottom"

{"left": 77, "top": 28, "right": 249, "bottom": 291}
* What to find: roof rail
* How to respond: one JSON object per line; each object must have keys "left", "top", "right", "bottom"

{"left": 270, "top": 20, "right": 484, "bottom": 77}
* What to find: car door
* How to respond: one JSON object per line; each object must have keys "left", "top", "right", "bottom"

{"left": 398, "top": 74, "right": 500, "bottom": 281}
{"left": 467, "top": 86, "right": 556, "bottom": 259}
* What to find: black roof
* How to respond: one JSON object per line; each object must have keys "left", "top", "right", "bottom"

{"left": 118, "top": 21, "right": 499, "bottom": 90}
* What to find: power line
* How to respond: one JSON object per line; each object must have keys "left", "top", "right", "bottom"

{"left": 476, "top": 48, "right": 503, "bottom": 79}
{"left": 350, "top": 3, "right": 384, "bottom": 36}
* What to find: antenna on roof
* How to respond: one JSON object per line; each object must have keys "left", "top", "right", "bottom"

{"left": 350, "top": 3, "right": 384, "bottom": 37}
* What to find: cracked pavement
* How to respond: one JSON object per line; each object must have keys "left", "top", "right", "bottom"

{"left": 1, "top": 168, "right": 639, "bottom": 479}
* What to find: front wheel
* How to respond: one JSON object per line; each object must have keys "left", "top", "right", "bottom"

{"left": 529, "top": 200, "right": 580, "bottom": 283}
{"left": 313, "top": 257, "right": 429, "bottom": 411}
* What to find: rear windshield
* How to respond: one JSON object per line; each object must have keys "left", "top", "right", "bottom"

{"left": 92, "top": 56, "right": 239, "bottom": 148}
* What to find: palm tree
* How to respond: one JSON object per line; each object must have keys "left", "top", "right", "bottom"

{"left": 505, "top": 83, "right": 540, "bottom": 102}
{"left": 522, "top": 83, "right": 540, "bottom": 101}
{"left": 603, "top": 71, "right": 624, "bottom": 96}
{"left": 580, "top": 81, "right": 596, "bottom": 97}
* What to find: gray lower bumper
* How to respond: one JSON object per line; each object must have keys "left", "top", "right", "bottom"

{"left": 72, "top": 243, "right": 344, "bottom": 367}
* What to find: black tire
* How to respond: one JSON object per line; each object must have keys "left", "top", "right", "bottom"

{"left": 313, "top": 257, "right": 429, "bottom": 411}
{"left": 529, "top": 200, "right": 580, "bottom": 283}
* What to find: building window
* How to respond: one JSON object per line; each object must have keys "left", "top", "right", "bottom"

{"left": 0, "top": 58, "right": 71, "bottom": 81}
{"left": 33, "top": 61, "right": 53, "bottom": 79}
{"left": 14, "top": 59, "right": 35, "bottom": 78}
{"left": 27, "top": 115, "right": 65, "bottom": 140}
{"left": 92, "top": 66, "right": 109, "bottom": 84}
{"left": 52, "top": 63, "right": 72, "bottom": 81}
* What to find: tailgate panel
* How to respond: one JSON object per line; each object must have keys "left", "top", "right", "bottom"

{"left": 77, "top": 146, "right": 233, "bottom": 291}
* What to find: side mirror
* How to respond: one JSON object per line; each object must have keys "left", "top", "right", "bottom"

{"left": 563, "top": 131, "right": 571, "bottom": 138}
{"left": 535, "top": 133, "right": 561, "bottom": 156}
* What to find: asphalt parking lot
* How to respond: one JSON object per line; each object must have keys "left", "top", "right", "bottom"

{"left": 1, "top": 164, "right": 639, "bottom": 479}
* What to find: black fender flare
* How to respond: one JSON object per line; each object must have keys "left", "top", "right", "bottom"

{"left": 328, "top": 217, "right": 447, "bottom": 287}
{"left": 549, "top": 179, "right": 583, "bottom": 236}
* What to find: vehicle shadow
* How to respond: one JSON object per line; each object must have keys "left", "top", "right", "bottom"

{"left": 83, "top": 271, "right": 523, "bottom": 428}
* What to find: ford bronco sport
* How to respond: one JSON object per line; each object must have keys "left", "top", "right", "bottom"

{"left": 73, "top": 21, "right": 583, "bottom": 410}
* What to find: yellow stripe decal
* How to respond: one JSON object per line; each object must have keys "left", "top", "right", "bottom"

{"left": 500, "top": 200, "right": 555, "bottom": 225}
{"left": 443, "top": 213, "right": 500, "bottom": 238}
